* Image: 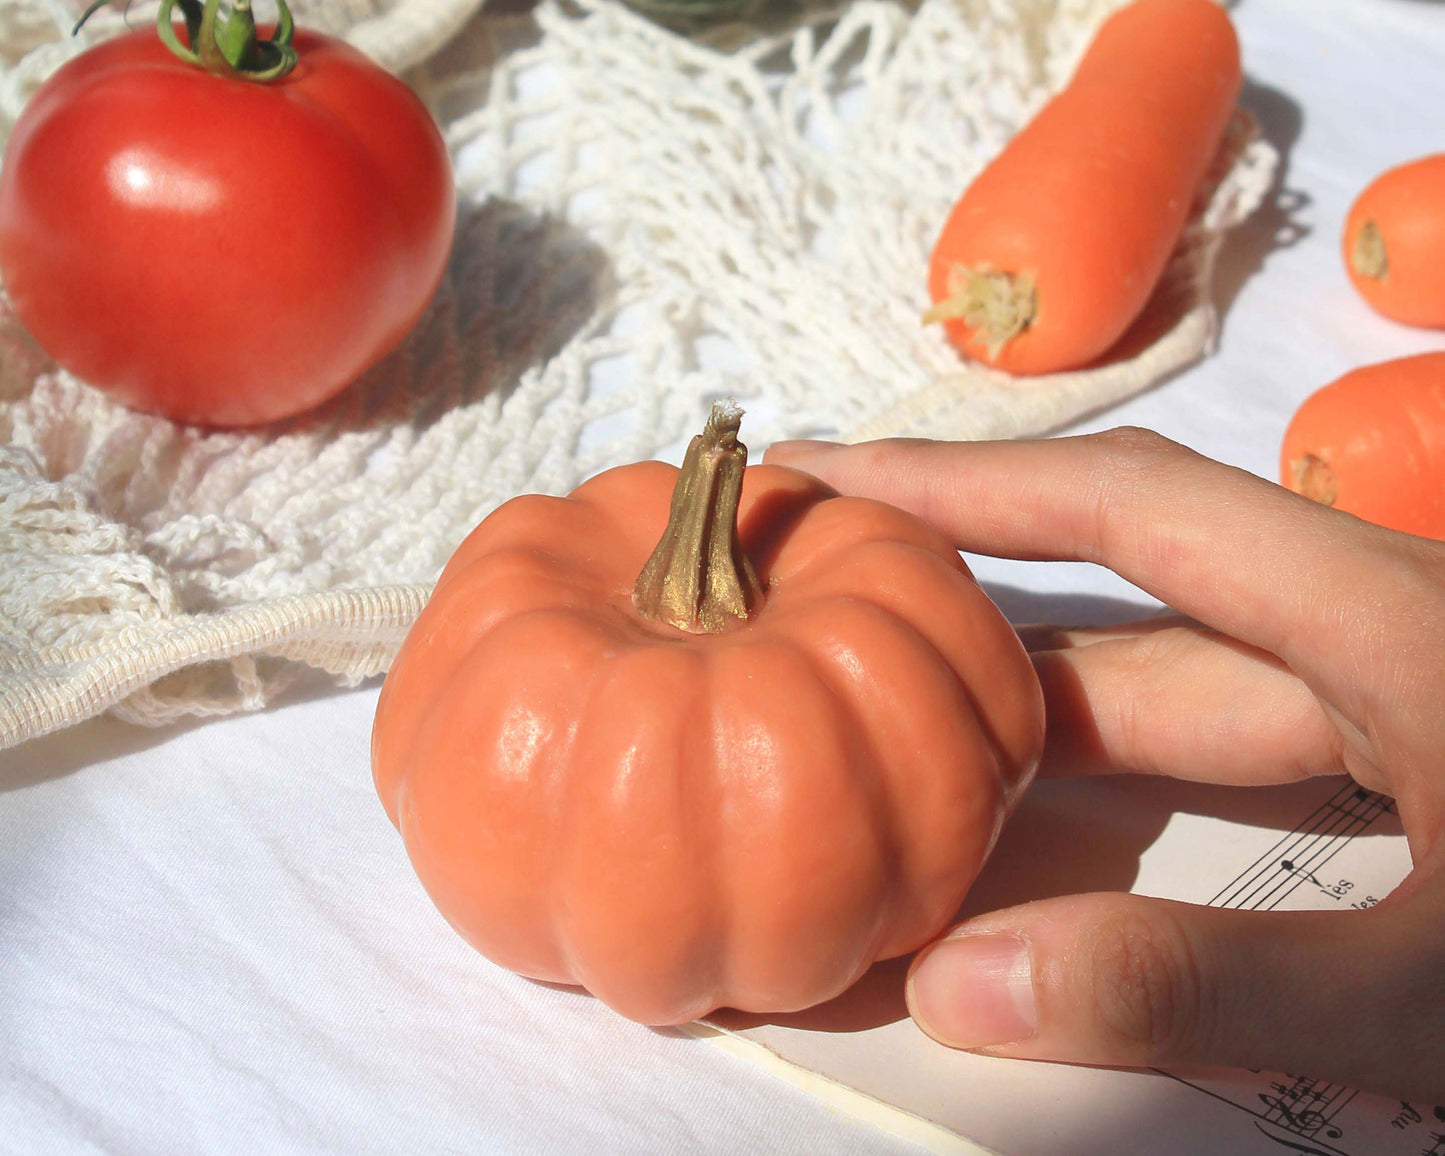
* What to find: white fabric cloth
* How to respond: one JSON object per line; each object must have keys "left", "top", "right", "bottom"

{"left": 0, "top": 0, "right": 1274, "bottom": 747}
{"left": 4, "top": 0, "right": 1445, "bottom": 1153}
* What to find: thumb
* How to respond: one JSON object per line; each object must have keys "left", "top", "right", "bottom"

{"left": 905, "top": 888, "right": 1445, "bottom": 1102}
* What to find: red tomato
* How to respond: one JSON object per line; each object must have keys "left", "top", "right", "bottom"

{"left": 0, "top": 29, "right": 454, "bottom": 426}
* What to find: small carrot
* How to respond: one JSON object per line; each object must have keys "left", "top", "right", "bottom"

{"left": 1280, "top": 352, "right": 1445, "bottom": 540}
{"left": 1343, "top": 154, "right": 1445, "bottom": 329}
{"left": 926, "top": 0, "right": 1241, "bottom": 375}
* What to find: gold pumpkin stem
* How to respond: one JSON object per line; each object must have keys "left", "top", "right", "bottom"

{"left": 633, "top": 400, "right": 764, "bottom": 633}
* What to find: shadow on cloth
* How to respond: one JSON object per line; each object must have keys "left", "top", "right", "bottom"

{"left": 1212, "top": 76, "right": 1309, "bottom": 324}
{"left": 707, "top": 774, "right": 1170, "bottom": 1035}
{"left": 1079, "top": 77, "right": 1306, "bottom": 377}
{"left": 980, "top": 585, "right": 1158, "bottom": 631}
{"left": 708, "top": 774, "right": 1369, "bottom": 1036}
{"left": 291, "top": 196, "right": 611, "bottom": 436}
{"left": 0, "top": 670, "right": 378, "bottom": 793}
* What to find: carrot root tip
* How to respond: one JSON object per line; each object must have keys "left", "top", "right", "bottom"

{"left": 1350, "top": 221, "right": 1388, "bottom": 280}
{"left": 1289, "top": 454, "right": 1340, "bottom": 507}
{"left": 924, "top": 265, "right": 1037, "bottom": 359}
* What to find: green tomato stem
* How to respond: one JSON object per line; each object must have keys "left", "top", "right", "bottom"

{"left": 74, "top": 0, "right": 297, "bottom": 84}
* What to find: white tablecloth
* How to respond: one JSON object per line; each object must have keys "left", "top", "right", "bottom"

{"left": 4, "top": 2, "right": 1442, "bottom": 1152}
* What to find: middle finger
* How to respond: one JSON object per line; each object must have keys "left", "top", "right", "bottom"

{"left": 1027, "top": 621, "right": 1348, "bottom": 785}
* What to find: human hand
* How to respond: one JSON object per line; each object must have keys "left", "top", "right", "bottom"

{"left": 765, "top": 428, "right": 1445, "bottom": 1102}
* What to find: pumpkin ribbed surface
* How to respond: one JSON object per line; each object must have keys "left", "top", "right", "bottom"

{"left": 371, "top": 460, "right": 1044, "bottom": 1025}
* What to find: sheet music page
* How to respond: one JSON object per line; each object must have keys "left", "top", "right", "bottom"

{"left": 704, "top": 774, "right": 1433, "bottom": 1156}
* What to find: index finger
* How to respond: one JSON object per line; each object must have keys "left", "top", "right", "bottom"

{"left": 764, "top": 429, "right": 1442, "bottom": 698}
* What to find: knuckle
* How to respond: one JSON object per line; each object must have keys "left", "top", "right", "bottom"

{"left": 1081, "top": 428, "right": 1189, "bottom": 569}
{"left": 1082, "top": 907, "right": 1206, "bottom": 1061}
{"left": 1091, "top": 425, "right": 1182, "bottom": 470}
{"left": 1109, "top": 624, "right": 1203, "bottom": 680}
{"left": 1100, "top": 628, "right": 1215, "bottom": 772}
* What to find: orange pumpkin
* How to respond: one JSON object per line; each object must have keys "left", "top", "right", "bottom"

{"left": 371, "top": 405, "right": 1045, "bottom": 1025}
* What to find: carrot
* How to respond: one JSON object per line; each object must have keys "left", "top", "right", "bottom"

{"left": 1343, "top": 154, "right": 1445, "bottom": 329}
{"left": 925, "top": 0, "right": 1241, "bottom": 375}
{"left": 1280, "top": 352, "right": 1445, "bottom": 540}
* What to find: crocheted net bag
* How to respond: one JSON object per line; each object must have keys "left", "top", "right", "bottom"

{"left": 0, "top": 0, "right": 1276, "bottom": 747}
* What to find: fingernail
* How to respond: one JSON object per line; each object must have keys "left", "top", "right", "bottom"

{"left": 907, "top": 933, "right": 1037, "bottom": 1049}
{"left": 765, "top": 438, "right": 842, "bottom": 462}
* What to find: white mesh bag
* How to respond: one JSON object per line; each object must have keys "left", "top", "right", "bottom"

{"left": 0, "top": 0, "right": 1276, "bottom": 747}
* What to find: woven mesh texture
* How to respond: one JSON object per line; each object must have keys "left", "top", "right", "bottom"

{"left": 0, "top": 0, "right": 1275, "bottom": 746}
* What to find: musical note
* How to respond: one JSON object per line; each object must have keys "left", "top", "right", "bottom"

{"left": 1209, "top": 782, "right": 1392, "bottom": 912}
{"left": 1280, "top": 859, "right": 1323, "bottom": 887}
{"left": 1157, "top": 780, "right": 1408, "bottom": 1155}
{"left": 1258, "top": 1092, "right": 1344, "bottom": 1140}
